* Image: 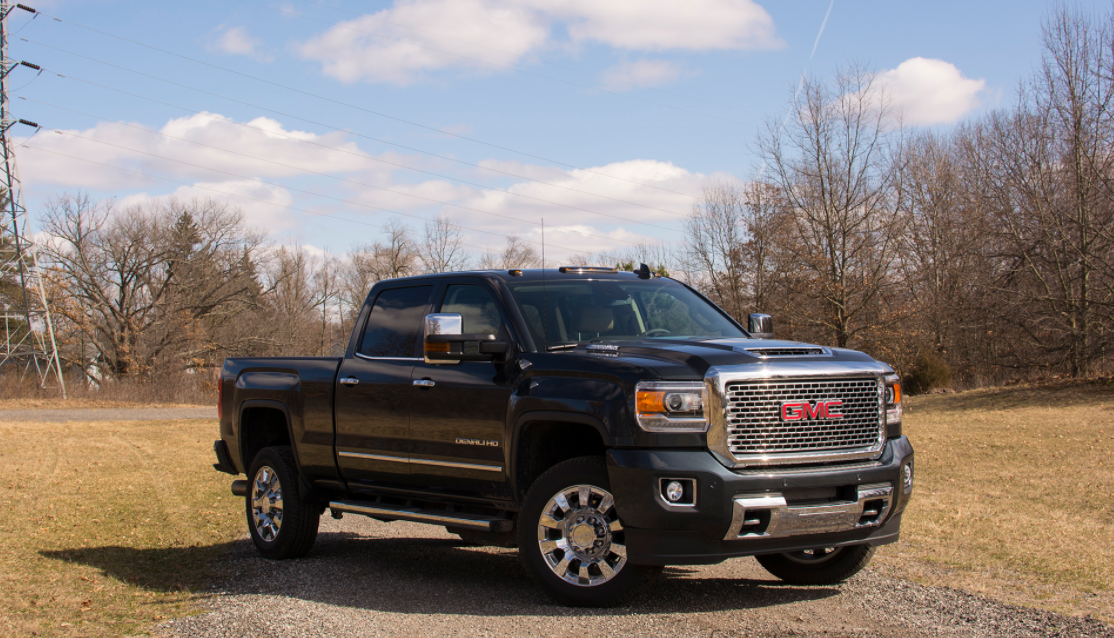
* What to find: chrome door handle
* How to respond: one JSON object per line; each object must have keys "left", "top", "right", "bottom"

{"left": 339, "top": 377, "right": 360, "bottom": 386}
{"left": 413, "top": 379, "right": 435, "bottom": 387}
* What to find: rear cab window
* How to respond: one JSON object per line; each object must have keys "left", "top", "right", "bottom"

{"left": 359, "top": 285, "right": 434, "bottom": 358}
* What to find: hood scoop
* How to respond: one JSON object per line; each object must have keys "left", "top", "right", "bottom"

{"left": 744, "top": 346, "right": 830, "bottom": 357}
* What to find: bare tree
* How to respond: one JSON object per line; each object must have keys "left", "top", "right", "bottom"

{"left": 417, "top": 216, "right": 468, "bottom": 273}
{"left": 983, "top": 6, "right": 1114, "bottom": 376}
{"left": 478, "top": 235, "right": 541, "bottom": 269}
{"left": 41, "top": 194, "right": 263, "bottom": 380}
{"left": 756, "top": 64, "right": 904, "bottom": 348}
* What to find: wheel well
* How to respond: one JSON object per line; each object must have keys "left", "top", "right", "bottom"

{"left": 240, "top": 407, "right": 291, "bottom": 468}
{"left": 515, "top": 420, "right": 607, "bottom": 501}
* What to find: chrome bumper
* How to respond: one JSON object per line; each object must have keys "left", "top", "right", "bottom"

{"left": 723, "top": 483, "right": 894, "bottom": 540}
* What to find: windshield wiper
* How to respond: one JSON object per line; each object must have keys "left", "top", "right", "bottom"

{"left": 545, "top": 344, "right": 580, "bottom": 351}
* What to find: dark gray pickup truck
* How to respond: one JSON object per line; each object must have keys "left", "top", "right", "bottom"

{"left": 213, "top": 265, "right": 913, "bottom": 606}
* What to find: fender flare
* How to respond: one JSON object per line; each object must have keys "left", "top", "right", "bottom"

{"left": 507, "top": 410, "right": 610, "bottom": 503}
{"left": 238, "top": 399, "right": 301, "bottom": 470}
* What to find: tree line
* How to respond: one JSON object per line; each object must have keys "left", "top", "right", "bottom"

{"left": 6, "top": 6, "right": 1113, "bottom": 396}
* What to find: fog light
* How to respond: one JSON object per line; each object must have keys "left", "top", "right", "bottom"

{"left": 658, "top": 477, "right": 696, "bottom": 507}
{"left": 902, "top": 461, "right": 914, "bottom": 492}
{"left": 666, "top": 480, "right": 684, "bottom": 502}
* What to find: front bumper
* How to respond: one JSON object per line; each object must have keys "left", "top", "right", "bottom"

{"left": 606, "top": 436, "right": 914, "bottom": 565}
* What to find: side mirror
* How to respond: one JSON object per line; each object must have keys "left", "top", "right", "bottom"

{"left": 423, "top": 313, "right": 511, "bottom": 364}
{"left": 748, "top": 313, "right": 774, "bottom": 339}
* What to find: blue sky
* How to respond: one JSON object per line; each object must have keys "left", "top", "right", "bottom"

{"left": 9, "top": 0, "right": 1085, "bottom": 263}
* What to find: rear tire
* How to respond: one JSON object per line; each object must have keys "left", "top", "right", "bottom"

{"left": 518, "top": 456, "right": 661, "bottom": 607}
{"left": 246, "top": 446, "right": 320, "bottom": 559}
{"left": 756, "top": 545, "right": 875, "bottom": 585}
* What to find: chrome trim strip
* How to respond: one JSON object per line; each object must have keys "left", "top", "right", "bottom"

{"left": 329, "top": 501, "right": 492, "bottom": 530}
{"left": 705, "top": 362, "right": 889, "bottom": 469}
{"left": 409, "top": 457, "right": 503, "bottom": 472}
{"left": 353, "top": 353, "right": 424, "bottom": 362}
{"left": 338, "top": 451, "right": 408, "bottom": 463}
{"left": 723, "top": 482, "right": 894, "bottom": 540}
{"left": 338, "top": 451, "right": 502, "bottom": 472}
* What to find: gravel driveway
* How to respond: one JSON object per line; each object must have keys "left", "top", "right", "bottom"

{"left": 0, "top": 407, "right": 215, "bottom": 422}
{"left": 160, "top": 516, "right": 1114, "bottom": 638}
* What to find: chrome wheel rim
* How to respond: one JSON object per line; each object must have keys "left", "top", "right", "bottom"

{"left": 537, "top": 484, "right": 626, "bottom": 587}
{"left": 251, "top": 465, "right": 283, "bottom": 542}
{"left": 783, "top": 547, "right": 843, "bottom": 564}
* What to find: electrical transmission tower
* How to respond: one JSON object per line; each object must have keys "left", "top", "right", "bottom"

{"left": 0, "top": 2, "right": 65, "bottom": 396}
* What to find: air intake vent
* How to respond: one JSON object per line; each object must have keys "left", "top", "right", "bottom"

{"left": 745, "top": 347, "right": 828, "bottom": 357}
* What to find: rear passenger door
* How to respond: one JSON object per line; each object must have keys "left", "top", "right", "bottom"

{"left": 335, "top": 284, "right": 433, "bottom": 490}
{"left": 408, "top": 279, "right": 516, "bottom": 500}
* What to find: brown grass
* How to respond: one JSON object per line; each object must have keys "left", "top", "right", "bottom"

{"left": 873, "top": 381, "right": 1114, "bottom": 621}
{"left": 0, "top": 417, "right": 242, "bottom": 637}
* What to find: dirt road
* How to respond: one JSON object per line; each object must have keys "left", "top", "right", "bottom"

{"left": 0, "top": 407, "right": 215, "bottom": 422}
{"left": 160, "top": 516, "right": 1114, "bottom": 638}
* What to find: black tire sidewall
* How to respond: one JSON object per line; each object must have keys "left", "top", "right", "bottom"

{"left": 756, "top": 544, "right": 875, "bottom": 585}
{"left": 517, "top": 456, "right": 659, "bottom": 607}
{"left": 245, "top": 446, "right": 319, "bottom": 559}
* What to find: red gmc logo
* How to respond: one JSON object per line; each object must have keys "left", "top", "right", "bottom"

{"left": 780, "top": 400, "right": 843, "bottom": 421}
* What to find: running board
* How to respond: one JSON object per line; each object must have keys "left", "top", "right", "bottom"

{"left": 329, "top": 500, "right": 513, "bottom": 533}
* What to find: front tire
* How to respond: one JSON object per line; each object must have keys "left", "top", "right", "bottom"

{"left": 756, "top": 545, "right": 875, "bottom": 585}
{"left": 518, "top": 456, "right": 661, "bottom": 607}
{"left": 246, "top": 446, "right": 320, "bottom": 559}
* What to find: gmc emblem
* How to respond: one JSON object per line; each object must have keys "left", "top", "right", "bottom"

{"left": 780, "top": 400, "right": 843, "bottom": 421}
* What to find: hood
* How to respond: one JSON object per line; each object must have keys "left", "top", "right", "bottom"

{"left": 560, "top": 337, "right": 881, "bottom": 380}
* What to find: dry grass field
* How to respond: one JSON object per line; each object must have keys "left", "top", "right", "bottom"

{"left": 874, "top": 381, "right": 1114, "bottom": 621}
{"left": 0, "top": 382, "right": 1111, "bottom": 636}
{"left": 0, "top": 417, "right": 242, "bottom": 637}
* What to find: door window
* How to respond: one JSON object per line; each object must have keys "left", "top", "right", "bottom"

{"left": 359, "top": 285, "right": 434, "bottom": 357}
{"left": 439, "top": 284, "right": 505, "bottom": 335}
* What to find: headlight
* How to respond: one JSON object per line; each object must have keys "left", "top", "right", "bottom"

{"left": 635, "top": 381, "right": 708, "bottom": 432}
{"left": 884, "top": 374, "right": 902, "bottom": 425}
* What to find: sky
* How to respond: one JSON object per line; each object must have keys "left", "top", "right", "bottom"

{"left": 6, "top": 0, "right": 1094, "bottom": 264}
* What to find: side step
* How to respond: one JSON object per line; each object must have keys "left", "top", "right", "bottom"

{"left": 329, "top": 499, "right": 513, "bottom": 533}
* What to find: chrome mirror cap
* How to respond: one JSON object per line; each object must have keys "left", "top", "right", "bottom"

{"left": 424, "top": 313, "right": 462, "bottom": 365}
{"left": 748, "top": 313, "right": 774, "bottom": 339}
{"left": 425, "top": 313, "right": 462, "bottom": 336}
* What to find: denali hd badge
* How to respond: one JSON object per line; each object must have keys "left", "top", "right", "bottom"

{"left": 455, "top": 438, "right": 500, "bottom": 447}
{"left": 780, "top": 400, "right": 843, "bottom": 421}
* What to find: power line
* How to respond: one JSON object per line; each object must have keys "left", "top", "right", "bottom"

{"left": 20, "top": 41, "right": 694, "bottom": 221}
{"left": 29, "top": 131, "right": 599, "bottom": 256}
{"left": 28, "top": 10, "right": 703, "bottom": 200}
{"left": 235, "top": 0, "right": 750, "bottom": 125}
{"left": 21, "top": 95, "right": 653, "bottom": 249}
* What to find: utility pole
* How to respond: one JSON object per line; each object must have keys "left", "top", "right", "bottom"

{"left": 0, "top": 2, "right": 65, "bottom": 397}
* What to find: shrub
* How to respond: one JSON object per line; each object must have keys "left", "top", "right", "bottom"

{"left": 905, "top": 353, "right": 953, "bottom": 395}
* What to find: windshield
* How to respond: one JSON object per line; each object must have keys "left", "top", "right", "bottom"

{"left": 507, "top": 279, "right": 746, "bottom": 350}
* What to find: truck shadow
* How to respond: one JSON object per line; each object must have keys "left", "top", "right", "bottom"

{"left": 43, "top": 530, "right": 842, "bottom": 616}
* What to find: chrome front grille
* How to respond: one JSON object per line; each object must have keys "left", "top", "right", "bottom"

{"left": 723, "top": 378, "right": 883, "bottom": 462}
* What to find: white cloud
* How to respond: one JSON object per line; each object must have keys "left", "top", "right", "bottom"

{"left": 18, "top": 113, "right": 383, "bottom": 189}
{"left": 601, "top": 59, "right": 683, "bottom": 91}
{"left": 298, "top": 0, "right": 779, "bottom": 84}
{"left": 206, "top": 25, "right": 273, "bottom": 63}
{"left": 298, "top": 0, "right": 549, "bottom": 84}
{"left": 877, "top": 58, "right": 987, "bottom": 125}
{"left": 422, "top": 159, "right": 714, "bottom": 257}
{"left": 117, "top": 181, "right": 299, "bottom": 233}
